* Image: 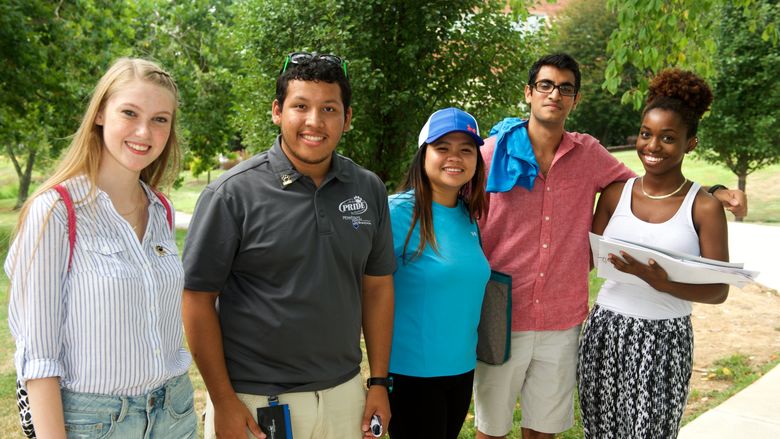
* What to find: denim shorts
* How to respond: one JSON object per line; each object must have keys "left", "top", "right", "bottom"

{"left": 62, "top": 373, "right": 197, "bottom": 439}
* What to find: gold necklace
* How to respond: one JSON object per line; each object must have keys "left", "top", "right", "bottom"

{"left": 115, "top": 188, "right": 145, "bottom": 216}
{"left": 117, "top": 203, "right": 140, "bottom": 216}
{"left": 114, "top": 188, "right": 146, "bottom": 218}
{"left": 640, "top": 177, "right": 688, "bottom": 200}
{"left": 121, "top": 209, "right": 141, "bottom": 231}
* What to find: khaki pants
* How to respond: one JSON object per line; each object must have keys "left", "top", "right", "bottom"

{"left": 204, "top": 374, "right": 366, "bottom": 439}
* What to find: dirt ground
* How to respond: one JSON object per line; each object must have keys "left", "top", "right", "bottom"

{"left": 685, "top": 282, "right": 780, "bottom": 415}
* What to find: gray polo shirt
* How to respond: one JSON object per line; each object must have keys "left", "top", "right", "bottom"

{"left": 182, "top": 137, "right": 396, "bottom": 395}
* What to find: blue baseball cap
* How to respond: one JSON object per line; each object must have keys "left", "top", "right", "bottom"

{"left": 418, "top": 107, "right": 484, "bottom": 148}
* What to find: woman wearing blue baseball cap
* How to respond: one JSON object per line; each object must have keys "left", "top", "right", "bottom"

{"left": 387, "top": 108, "right": 490, "bottom": 438}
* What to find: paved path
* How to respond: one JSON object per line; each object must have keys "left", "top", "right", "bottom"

{"left": 175, "top": 212, "right": 192, "bottom": 230}
{"left": 678, "top": 363, "right": 780, "bottom": 438}
{"left": 726, "top": 221, "right": 780, "bottom": 291}
{"left": 678, "top": 221, "right": 780, "bottom": 438}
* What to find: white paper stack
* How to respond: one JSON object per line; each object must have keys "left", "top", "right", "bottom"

{"left": 589, "top": 233, "right": 759, "bottom": 288}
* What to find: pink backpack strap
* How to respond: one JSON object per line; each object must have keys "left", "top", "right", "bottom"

{"left": 152, "top": 189, "right": 173, "bottom": 231}
{"left": 52, "top": 184, "right": 76, "bottom": 271}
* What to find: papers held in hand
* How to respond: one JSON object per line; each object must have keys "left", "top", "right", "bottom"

{"left": 589, "top": 233, "right": 759, "bottom": 288}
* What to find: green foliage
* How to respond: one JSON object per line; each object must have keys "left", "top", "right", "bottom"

{"left": 226, "top": 0, "right": 545, "bottom": 187}
{"left": 699, "top": 0, "right": 780, "bottom": 192}
{"left": 136, "top": 0, "right": 238, "bottom": 166}
{"left": 550, "top": 0, "right": 642, "bottom": 146}
{"left": 604, "top": 0, "right": 719, "bottom": 109}
{"left": 0, "top": 0, "right": 140, "bottom": 206}
{"left": 189, "top": 155, "right": 217, "bottom": 180}
{"left": 604, "top": 0, "right": 778, "bottom": 109}
{"left": 0, "top": 0, "right": 240, "bottom": 206}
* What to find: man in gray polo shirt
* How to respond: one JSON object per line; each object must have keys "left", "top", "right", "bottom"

{"left": 182, "top": 52, "right": 395, "bottom": 439}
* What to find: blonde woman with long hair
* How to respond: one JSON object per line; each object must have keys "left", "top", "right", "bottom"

{"left": 7, "top": 58, "right": 195, "bottom": 438}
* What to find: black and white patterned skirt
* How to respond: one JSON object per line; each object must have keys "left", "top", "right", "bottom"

{"left": 577, "top": 305, "right": 693, "bottom": 439}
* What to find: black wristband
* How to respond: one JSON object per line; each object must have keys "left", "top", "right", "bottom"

{"left": 367, "top": 376, "right": 393, "bottom": 393}
{"left": 707, "top": 184, "right": 728, "bottom": 194}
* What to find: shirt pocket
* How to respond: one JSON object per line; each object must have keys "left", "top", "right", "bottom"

{"left": 79, "top": 237, "right": 138, "bottom": 278}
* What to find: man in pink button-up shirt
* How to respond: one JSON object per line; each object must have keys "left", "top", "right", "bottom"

{"left": 473, "top": 54, "right": 746, "bottom": 439}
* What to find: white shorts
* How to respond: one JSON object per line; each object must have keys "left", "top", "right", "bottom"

{"left": 204, "top": 374, "right": 366, "bottom": 439}
{"left": 473, "top": 325, "right": 581, "bottom": 435}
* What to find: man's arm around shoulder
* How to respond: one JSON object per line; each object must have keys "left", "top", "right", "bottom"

{"left": 183, "top": 289, "right": 265, "bottom": 439}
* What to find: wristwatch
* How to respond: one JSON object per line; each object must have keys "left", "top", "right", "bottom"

{"left": 707, "top": 184, "right": 728, "bottom": 194}
{"left": 366, "top": 376, "right": 394, "bottom": 393}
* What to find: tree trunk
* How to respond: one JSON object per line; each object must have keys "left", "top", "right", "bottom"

{"left": 735, "top": 171, "right": 747, "bottom": 222}
{"left": 7, "top": 144, "right": 38, "bottom": 210}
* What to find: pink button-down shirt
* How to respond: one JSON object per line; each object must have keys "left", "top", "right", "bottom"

{"left": 479, "top": 131, "right": 635, "bottom": 331}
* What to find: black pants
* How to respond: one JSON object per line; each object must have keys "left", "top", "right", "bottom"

{"left": 387, "top": 370, "right": 474, "bottom": 439}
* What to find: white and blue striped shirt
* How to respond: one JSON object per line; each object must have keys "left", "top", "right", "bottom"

{"left": 7, "top": 176, "right": 191, "bottom": 396}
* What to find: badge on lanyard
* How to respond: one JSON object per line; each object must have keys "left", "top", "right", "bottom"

{"left": 257, "top": 395, "right": 293, "bottom": 439}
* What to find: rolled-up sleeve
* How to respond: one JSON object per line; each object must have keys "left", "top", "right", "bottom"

{"left": 6, "top": 192, "right": 69, "bottom": 383}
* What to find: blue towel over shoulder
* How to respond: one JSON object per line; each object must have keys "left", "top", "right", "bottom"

{"left": 486, "top": 118, "right": 539, "bottom": 193}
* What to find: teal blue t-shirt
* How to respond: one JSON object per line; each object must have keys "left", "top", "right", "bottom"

{"left": 388, "top": 191, "right": 491, "bottom": 377}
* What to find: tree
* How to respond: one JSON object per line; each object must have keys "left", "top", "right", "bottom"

{"left": 137, "top": 0, "right": 238, "bottom": 183}
{"left": 0, "top": 0, "right": 139, "bottom": 208}
{"left": 603, "top": 0, "right": 778, "bottom": 109}
{"left": 225, "top": 0, "right": 545, "bottom": 188}
{"left": 549, "top": 0, "right": 642, "bottom": 146}
{"left": 699, "top": 0, "right": 780, "bottom": 215}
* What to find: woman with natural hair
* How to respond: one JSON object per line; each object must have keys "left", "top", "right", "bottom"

{"left": 577, "top": 69, "right": 728, "bottom": 438}
{"left": 7, "top": 58, "right": 196, "bottom": 438}
{"left": 386, "top": 107, "right": 490, "bottom": 438}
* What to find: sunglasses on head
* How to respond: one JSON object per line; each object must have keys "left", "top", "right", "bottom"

{"left": 281, "top": 52, "right": 348, "bottom": 78}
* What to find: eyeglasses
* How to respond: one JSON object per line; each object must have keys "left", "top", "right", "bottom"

{"left": 281, "top": 52, "right": 348, "bottom": 78}
{"left": 530, "top": 80, "right": 577, "bottom": 97}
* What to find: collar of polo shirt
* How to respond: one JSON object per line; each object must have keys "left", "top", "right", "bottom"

{"left": 269, "top": 135, "right": 353, "bottom": 187}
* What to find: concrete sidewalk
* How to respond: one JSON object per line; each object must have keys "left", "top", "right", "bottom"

{"left": 678, "top": 364, "right": 780, "bottom": 438}
{"left": 175, "top": 211, "right": 192, "bottom": 229}
{"left": 678, "top": 221, "right": 780, "bottom": 438}
{"left": 726, "top": 221, "right": 780, "bottom": 291}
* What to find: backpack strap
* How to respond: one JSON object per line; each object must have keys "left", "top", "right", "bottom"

{"left": 152, "top": 189, "right": 173, "bottom": 231}
{"left": 52, "top": 184, "right": 76, "bottom": 272}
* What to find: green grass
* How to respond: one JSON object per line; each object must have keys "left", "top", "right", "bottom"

{"left": 711, "top": 354, "right": 755, "bottom": 381}
{"left": 167, "top": 169, "right": 225, "bottom": 214}
{"left": 612, "top": 150, "right": 780, "bottom": 224}
{"left": 0, "top": 223, "right": 19, "bottom": 435}
{"left": 457, "top": 394, "right": 586, "bottom": 439}
{"left": 682, "top": 353, "right": 780, "bottom": 424}
{"left": 0, "top": 200, "right": 20, "bottom": 230}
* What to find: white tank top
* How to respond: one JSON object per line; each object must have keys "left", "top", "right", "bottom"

{"left": 595, "top": 177, "right": 701, "bottom": 320}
